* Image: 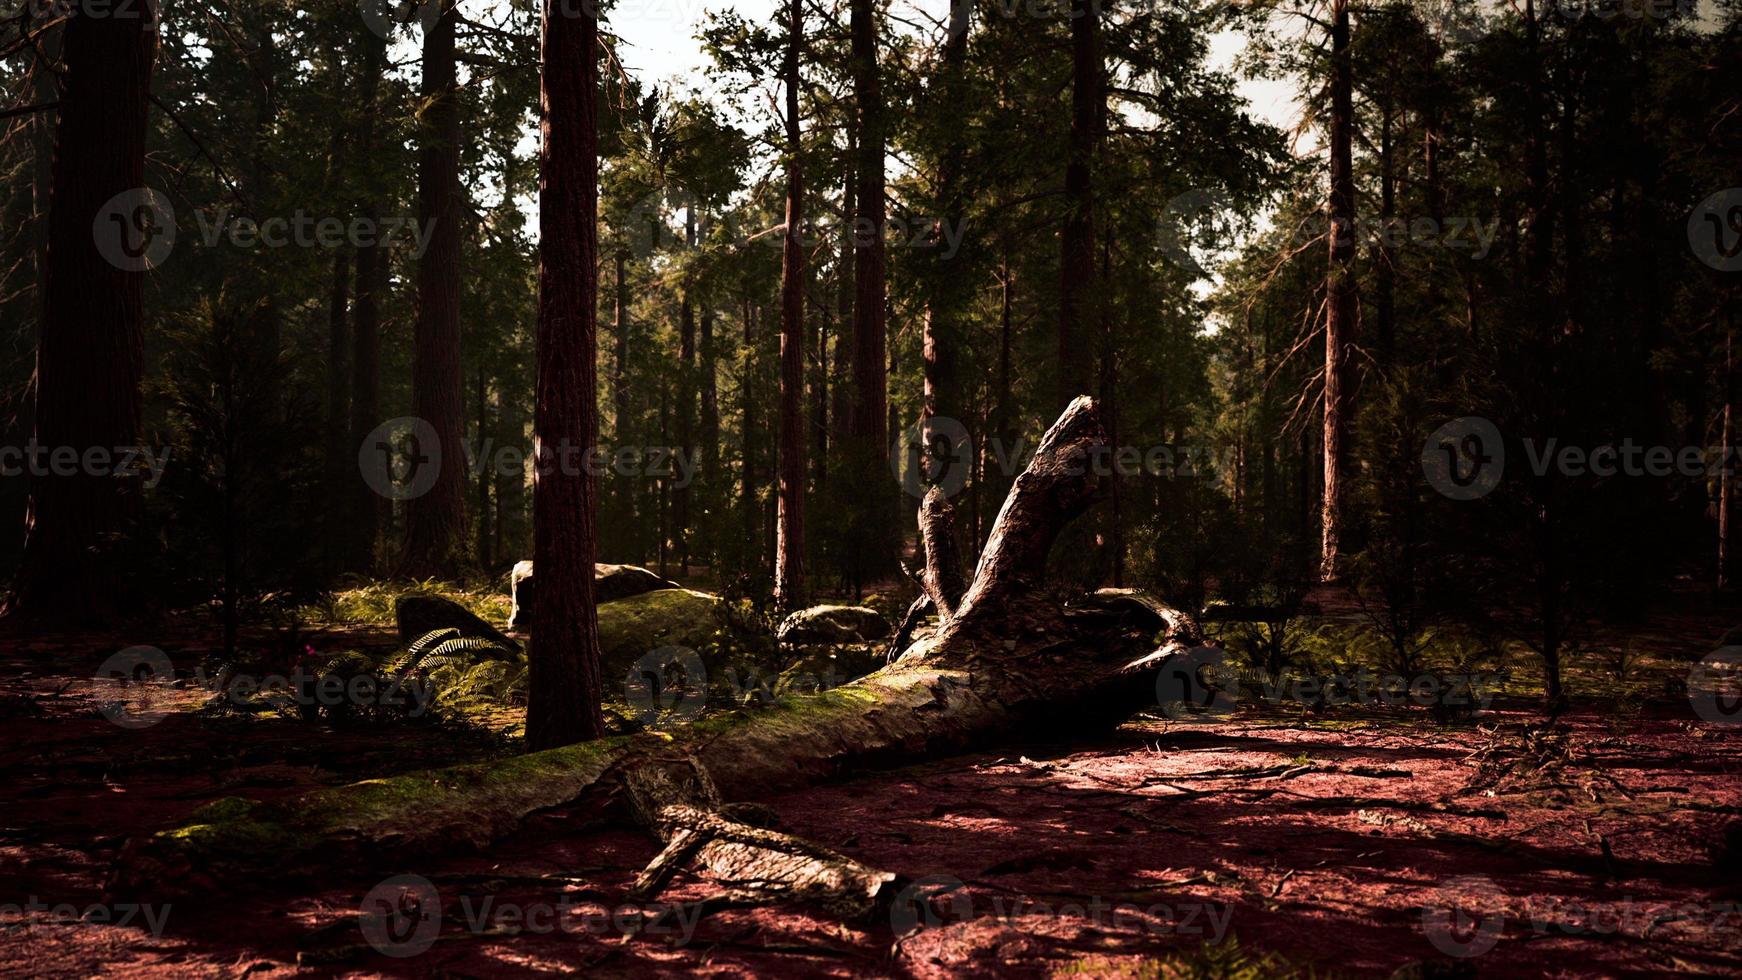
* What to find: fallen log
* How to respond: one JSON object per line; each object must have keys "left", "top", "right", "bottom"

{"left": 111, "top": 397, "right": 1206, "bottom": 915}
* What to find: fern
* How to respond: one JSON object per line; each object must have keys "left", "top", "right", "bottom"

{"left": 388, "top": 629, "right": 513, "bottom": 680}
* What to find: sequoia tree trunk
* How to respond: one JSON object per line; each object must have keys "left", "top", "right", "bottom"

{"left": 847, "top": 0, "right": 892, "bottom": 587}
{"left": 1320, "top": 0, "right": 1357, "bottom": 583}
{"left": 525, "top": 0, "right": 606, "bottom": 749}
{"left": 774, "top": 0, "right": 807, "bottom": 611}
{"left": 1057, "top": 0, "right": 1101, "bottom": 410}
{"left": 324, "top": 246, "right": 352, "bottom": 572}
{"left": 676, "top": 209, "right": 697, "bottom": 575}
{"left": 5, "top": 2, "right": 157, "bottom": 623}
{"left": 921, "top": 0, "right": 971, "bottom": 444}
{"left": 399, "top": 0, "right": 468, "bottom": 579}
{"left": 614, "top": 249, "right": 629, "bottom": 441}
{"left": 348, "top": 26, "right": 388, "bottom": 574}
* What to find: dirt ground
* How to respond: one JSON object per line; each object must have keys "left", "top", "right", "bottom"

{"left": 1, "top": 600, "right": 1739, "bottom": 978}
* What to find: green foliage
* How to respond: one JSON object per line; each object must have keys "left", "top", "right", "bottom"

{"left": 306, "top": 579, "right": 508, "bottom": 627}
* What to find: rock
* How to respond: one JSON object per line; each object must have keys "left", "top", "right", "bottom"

{"left": 508, "top": 561, "right": 535, "bottom": 631}
{"left": 775, "top": 605, "right": 892, "bottom": 646}
{"left": 394, "top": 595, "right": 519, "bottom": 652}
{"left": 596, "top": 588, "right": 729, "bottom": 676}
{"left": 507, "top": 561, "right": 681, "bottom": 631}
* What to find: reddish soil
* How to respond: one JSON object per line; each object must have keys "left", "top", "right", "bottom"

{"left": 1, "top": 613, "right": 1739, "bottom": 978}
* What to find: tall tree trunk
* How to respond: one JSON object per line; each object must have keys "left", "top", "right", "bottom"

{"left": 814, "top": 307, "right": 829, "bottom": 489}
{"left": 474, "top": 367, "right": 493, "bottom": 568}
{"left": 614, "top": 249, "right": 629, "bottom": 441}
{"left": 831, "top": 141, "right": 854, "bottom": 464}
{"left": 29, "top": 14, "right": 60, "bottom": 317}
{"left": 400, "top": 0, "right": 468, "bottom": 579}
{"left": 1723, "top": 321, "right": 1735, "bottom": 590}
{"left": 527, "top": 0, "right": 606, "bottom": 749}
{"left": 1099, "top": 238, "right": 1123, "bottom": 587}
{"left": 1521, "top": 0, "right": 1563, "bottom": 711}
{"left": 325, "top": 246, "right": 352, "bottom": 571}
{"left": 701, "top": 306, "right": 720, "bottom": 525}
{"left": 774, "top": 0, "right": 808, "bottom": 611}
{"left": 348, "top": 27, "right": 388, "bottom": 574}
{"left": 1375, "top": 104, "right": 1395, "bottom": 366}
{"left": 1319, "top": 0, "right": 1357, "bottom": 584}
{"left": 921, "top": 0, "right": 972, "bottom": 445}
{"left": 741, "top": 300, "right": 760, "bottom": 574}
{"left": 991, "top": 248, "right": 1016, "bottom": 551}
{"left": 5, "top": 2, "right": 157, "bottom": 623}
{"left": 658, "top": 382, "right": 670, "bottom": 578}
{"left": 676, "top": 209, "right": 697, "bottom": 575}
{"left": 1057, "top": 0, "right": 1101, "bottom": 409}
{"left": 848, "top": 0, "right": 891, "bottom": 584}
{"left": 495, "top": 381, "right": 528, "bottom": 563}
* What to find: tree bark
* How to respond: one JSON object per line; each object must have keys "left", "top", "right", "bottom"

{"left": 613, "top": 249, "right": 629, "bottom": 442}
{"left": 1722, "top": 320, "right": 1735, "bottom": 589}
{"left": 676, "top": 209, "right": 697, "bottom": 575}
{"left": 774, "top": 0, "right": 807, "bottom": 611}
{"left": 325, "top": 246, "right": 352, "bottom": 572}
{"left": 400, "top": 0, "right": 468, "bottom": 579}
{"left": 887, "top": 487, "right": 971, "bottom": 659}
{"left": 921, "top": 0, "right": 972, "bottom": 444}
{"left": 741, "top": 300, "right": 760, "bottom": 574}
{"left": 847, "top": 0, "right": 892, "bottom": 586}
{"left": 1057, "top": 0, "right": 1101, "bottom": 410}
{"left": 701, "top": 308, "right": 720, "bottom": 470}
{"left": 1375, "top": 103, "right": 1395, "bottom": 366}
{"left": 474, "top": 367, "right": 493, "bottom": 567}
{"left": 114, "top": 398, "right": 1207, "bottom": 916}
{"left": 5, "top": 2, "right": 157, "bottom": 623}
{"left": 1320, "top": 0, "right": 1357, "bottom": 584}
{"left": 495, "top": 377, "right": 528, "bottom": 563}
{"left": 348, "top": 27, "right": 388, "bottom": 575}
{"left": 525, "top": 0, "right": 606, "bottom": 750}
{"left": 831, "top": 140, "right": 854, "bottom": 467}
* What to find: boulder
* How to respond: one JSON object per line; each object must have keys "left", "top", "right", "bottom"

{"left": 775, "top": 605, "right": 892, "bottom": 646}
{"left": 394, "top": 595, "right": 519, "bottom": 652}
{"left": 507, "top": 561, "right": 681, "bottom": 631}
{"left": 596, "top": 588, "right": 729, "bottom": 676}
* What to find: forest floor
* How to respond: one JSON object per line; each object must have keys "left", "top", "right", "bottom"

{"left": 1, "top": 588, "right": 1740, "bottom": 978}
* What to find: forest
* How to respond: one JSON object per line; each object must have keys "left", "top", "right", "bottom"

{"left": 1, "top": 0, "right": 1740, "bottom": 975}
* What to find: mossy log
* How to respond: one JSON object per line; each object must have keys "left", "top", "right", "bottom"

{"left": 111, "top": 397, "right": 1205, "bottom": 912}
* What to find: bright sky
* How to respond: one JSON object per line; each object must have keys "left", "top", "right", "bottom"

{"left": 604, "top": 0, "right": 1303, "bottom": 135}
